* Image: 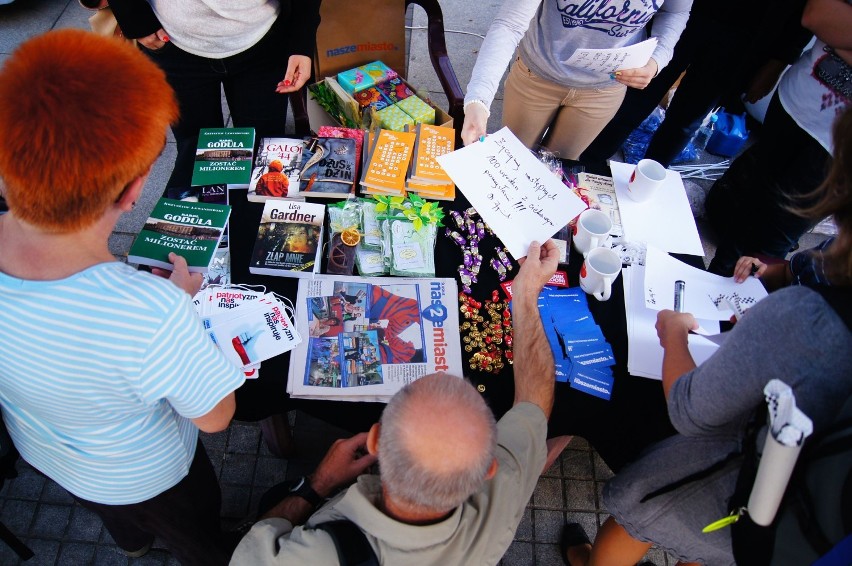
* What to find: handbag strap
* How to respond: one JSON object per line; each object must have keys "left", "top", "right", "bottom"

{"left": 316, "top": 520, "right": 380, "bottom": 566}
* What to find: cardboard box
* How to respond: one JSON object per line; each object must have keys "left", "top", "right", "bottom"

{"left": 307, "top": 77, "right": 452, "bottom": 133}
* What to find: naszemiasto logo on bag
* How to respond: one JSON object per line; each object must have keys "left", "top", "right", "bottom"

{"left": 326, "top": 42, "right": 400, "bottom": 58}
{"left": 556, "top": 0, "right": 657, "bottom": 35}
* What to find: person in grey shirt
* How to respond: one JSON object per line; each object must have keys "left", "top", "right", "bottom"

{"left": 462, "top": 0, "right": 692, "bottom": 159}
{"left": 564, "top": 105, "right": 852, "bottom": 566}
{"left": 230, "top": 240, "right": 560, "bottom": 566}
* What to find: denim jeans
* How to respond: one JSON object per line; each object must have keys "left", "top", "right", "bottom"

{"left": 141, "top": 13, "right": 292, "bottom": 189}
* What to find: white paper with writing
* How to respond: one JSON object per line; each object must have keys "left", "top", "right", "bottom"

{"left": 643, "top": 246, "right": 769, "bottom": 320}
{"left": 437, "top": 127, "right": 587, "bottom": 258}
{"left": 609, "top": 160, "right": 703, "bottom": 256}
{"left": 564, "top": 38, "right": 657, "bottom": 74}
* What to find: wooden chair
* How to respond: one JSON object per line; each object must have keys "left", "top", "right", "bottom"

{"left": 289, "top": 0, "right": 465, "bottom": 143}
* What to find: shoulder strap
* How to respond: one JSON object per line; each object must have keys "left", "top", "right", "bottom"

{"left": 315, "top": 520, "right": 380, "bottom": 566}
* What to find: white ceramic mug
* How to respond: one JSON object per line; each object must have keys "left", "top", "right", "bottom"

{"left": 627, "top": 158, "right": 667, "bottom": 203}
{"left": 579, "top": 247, "right": 622, "bottom": 301}
{"left": 572, "top": 208, "right": 612, "bottom": 256}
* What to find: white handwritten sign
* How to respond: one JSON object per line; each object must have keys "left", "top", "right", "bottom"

{"left": 564, "top": 38, "right": 657, "bottom": 74}
{"left": 437, "top": 127, "right": 587, "bottom": 258}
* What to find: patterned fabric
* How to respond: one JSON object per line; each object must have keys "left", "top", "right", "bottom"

{"left": 368, "top": 286, "right": 420, "bottom": 363}
{"left": 0, "top": 262, "right": 244, "bottom": 504}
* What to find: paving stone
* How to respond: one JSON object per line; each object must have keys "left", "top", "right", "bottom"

{"left": 24, "top": 538, "right": 60, "bottom": 566}
{"left": 58, "top": 542, "right": 97, "bottom": 565}
{"left": 562, "top": 448, "right": 595, "bottom": 480}
{"left": 67, "top": 505, "right": 104, "bottom": 542}
{"left": 0, "top": 540, "right": 25, "bottom": 566}
{"left": 534, "top": 543, "right": 566, "bottom": 566}
{"left": 30, "top": 504, "right": 71, "bottom": 538}
{"left": 593, "top": 451, "right": 614, "bottom": 481}
{"left": 565, "top": 511, "right": 599, "bottom": 542}
{"left": 221, "top": 485, "right": 252, "bottom": 520}
{"left": 500, "top": 540, "right": 534, "bottom": 566}
{"left": 514, "top": 506, "right": 532, "bottom": 542}
{"left": 219, "top": 453, "right": 257, "bottom": 486}
{"left": 1, "top": 499, "right": 36, "bottom": 534}
{"left": 201, "top": 430, "right": 228, "bottom": 453}
{"left": 40, "top": 480, "right": 75, "bottom": 505}
{"left": 565, "top": 479, "right": 597, "bottom": 511}
{"left": 6, "top": 468, "right": 46, "bottom": 501}
{"left": 532, "top": 509, "right": 564, "bottom": 544}
{"left": 533, "top": 477, "right": 564, "bottom": 509}
{"left": 253, "top": 456, "right": 287, "bottom": 489}
{"left": 130, "top": 548, "right": 172, "bottom": 565}
{"left": 226, "top": 424, "right": 262, "bottom": 454}
{"left": 94, "top": 545, "right": 131, "bottom": 566}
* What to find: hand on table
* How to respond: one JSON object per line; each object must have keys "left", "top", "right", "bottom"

{"left": 655, "top": 309, "right": 698, "bottom": 348}
{"left": 614, "top": 58, "right": 658, "bottom": 89}
{"left": 138, "top": 28, "right": 169, "bottom": 51}
{"left": 310, "top": 432, "right": 377, "bottom": 498}
{"left": 461, "top": 102, "right": 489, "bottom": 146}
{"left": 513, "top": 240, "right": 560, "bottom": 298}
{"left": 151, "top": 252, "right": 203, "bottom": 297}
{"left": 733, "top": 256, "right": 767, "bottom": 283}
{"left": 276, "top": 55, "right": 312, "bottom": 93}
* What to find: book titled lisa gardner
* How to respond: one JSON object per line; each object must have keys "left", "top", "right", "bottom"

{"left": 128, "top": 198, "right": 231, "bottom": 273}
{"left": 250, "top": 200, "right": 325, "bottom": 278}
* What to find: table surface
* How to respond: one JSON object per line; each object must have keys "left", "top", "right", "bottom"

{"left": 223, "top": 160, "right": 693, "bottom": 473}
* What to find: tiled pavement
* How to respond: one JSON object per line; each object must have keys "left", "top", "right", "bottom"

{"left": 0, "top": 1, "right": 832, "bottom": 564}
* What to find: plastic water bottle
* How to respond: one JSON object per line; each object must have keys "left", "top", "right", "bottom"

{"left": 693, "top": 113, "right": 718, "bottom": 151}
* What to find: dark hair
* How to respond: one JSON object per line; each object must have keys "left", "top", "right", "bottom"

{"left": 799, "top": 106, "right": 852, "bottom": 284}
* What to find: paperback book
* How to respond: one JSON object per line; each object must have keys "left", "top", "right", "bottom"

{"left": 128, "top": 198, "right": 231, "bottom": 273}
{"left": 298, "top": 137, "right": 358, "bottom": 198}
{"left": 191, "top": 127, "right": 255, "bottom": 187}
{"left": 166, "top": 184, "right": 230, "bottom": 246}
{"left": 360, "top": 129, "right": 416, "bottom": 196}
{"left": 247, "top": 137, "right": 305, "bottom": 201}
{"left": 249, "top": 199, "right": 325, "bottom": 279}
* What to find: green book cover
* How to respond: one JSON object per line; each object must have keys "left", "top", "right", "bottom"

{"left": 128, "top": 198, "right": 231, "bottom": 273}
{"left": 191, "top": 127, "right": 256, "bottom": 186}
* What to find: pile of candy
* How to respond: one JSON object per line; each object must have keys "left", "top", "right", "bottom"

{"left": 459, "top": 290, "right": 513, "bottom": 374}
{"left": 445, "top": 207, "right": 513, "bottom": 293}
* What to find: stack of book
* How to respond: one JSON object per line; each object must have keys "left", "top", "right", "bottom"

{"left": 298, "top": 136, "right": 359, "bottom": 199}
{"left": 405, "top": 123, "right": 456, "bottom": 201}
{"left": 359, "top": 129, "right": 416, "bottom": 197}
{"left": 191, "top": 127, "right": 255, "bottom": 188}
{"left": 247, "top": 137, "right": 305, "bottom": 202}
{"left": 249, "top": 199, "right": 326, "bottom": 279}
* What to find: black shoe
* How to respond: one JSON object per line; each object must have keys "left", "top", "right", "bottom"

{"left": 561, "top": 522, "right": 591, "bottom": 566}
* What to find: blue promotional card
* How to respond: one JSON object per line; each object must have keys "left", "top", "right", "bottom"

{"left": 570, "top": 367, "right": 614, "bottom": 400}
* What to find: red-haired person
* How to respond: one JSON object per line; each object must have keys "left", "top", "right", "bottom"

{"left": 0, "top": 30, "right": 245, "bottom": 565}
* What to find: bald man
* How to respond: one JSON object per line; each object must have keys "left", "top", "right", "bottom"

{"left": 231, "top": 240, "right": 559, "bottom": 565}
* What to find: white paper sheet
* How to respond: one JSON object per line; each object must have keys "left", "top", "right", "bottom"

{"left": 437, "top": 127, "right": 588, "bottom": 258}
{"left": 643, "top": 246, "right": 769, "bottom": 320}
{"left": 563, "top": 38, "right": 658, "bottom": 74}
{"left": 623, "top": 265, "right": 720, "bottom": 380}
{"left": 609, "top": 161, "right": 704, "bottom": 256}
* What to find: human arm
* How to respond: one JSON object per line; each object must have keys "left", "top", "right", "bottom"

{"left": 276, "top": 55, "right": 313, "bottom": 93}
{"left": 260, "top": 433, "right": 377, "bottom": 525}
{"left": 191, "top": 391, "right": 235, "bottom": 433}
{"left": 643, "top": 0, "right": 692, "bottom": 74}
{"left": 151, "top": 252, "right": 203, "bottom": 297}
{"left": 464, "top": 0, "right": 541, "bottom": 115}
{"left": 108, "top": 0, "right": 163, "bottom": 40}
{"left": 802, "top": 0, "right": 852, "bottom": 52}
{"left": 654, "top": 310, "right": 698, "bottom": 400}
{"left": 733, "top": 256, "right": 792, "bottom": 289}
{"left": 511, "top": 240, "right": 559, "bottom": 418}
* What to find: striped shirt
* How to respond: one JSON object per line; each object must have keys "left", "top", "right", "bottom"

{"left": 0, "top": 262, "right": 245, "bottom": 505}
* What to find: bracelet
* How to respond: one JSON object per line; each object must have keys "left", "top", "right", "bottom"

{"left": 463, "top": 99, "right": 491, "bottom": 118}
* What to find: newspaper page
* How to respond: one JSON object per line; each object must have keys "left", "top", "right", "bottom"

{"left": 287, "top": 275, "right": 463, "bottom": 402}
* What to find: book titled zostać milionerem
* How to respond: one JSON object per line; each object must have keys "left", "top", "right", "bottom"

{"left": 249, "top": 199, "right": 326, "bottom": 279}
{"left": 128, "top": 198, "right": 231, "bottom": 273}
{"left": 247, "top": 137, "right": 305, "bottom": 202}
{"left": 191, "top": 127, "right": 255, "bottom": 187}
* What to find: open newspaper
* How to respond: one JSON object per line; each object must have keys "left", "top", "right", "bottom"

{"left": 287, "top": 275, "right": 463, "bottom": 402}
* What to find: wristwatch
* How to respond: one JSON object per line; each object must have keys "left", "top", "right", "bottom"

{"left": 289, "top": 476, "right": 323, "bottom": 507}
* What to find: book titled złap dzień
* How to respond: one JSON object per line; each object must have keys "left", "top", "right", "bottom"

{"left": 128, "top": 198, "right": 231, "bottom": 273}
{"left": 249, "top": 199, "right": 326, "bottom": 278}
{"left": 191, "top": 127, "right": 255, "bottom": 187}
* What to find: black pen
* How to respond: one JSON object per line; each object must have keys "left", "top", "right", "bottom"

{"left": 674, "top": 280, "right": 686, "bottom": 313}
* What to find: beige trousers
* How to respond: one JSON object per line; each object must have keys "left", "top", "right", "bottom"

{"left": 502, "top": 56, "right": 626, "bottom": 160}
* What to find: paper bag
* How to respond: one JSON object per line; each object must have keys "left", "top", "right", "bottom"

{"left": 314, "top": 0, "right": 407, "bottom": 79}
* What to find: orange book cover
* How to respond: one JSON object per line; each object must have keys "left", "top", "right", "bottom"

{"left": 411, "top": 123, "right": 455, "bottom": 184}
{"left": 360, "top": 129, "right": 416, "bottom": 194}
